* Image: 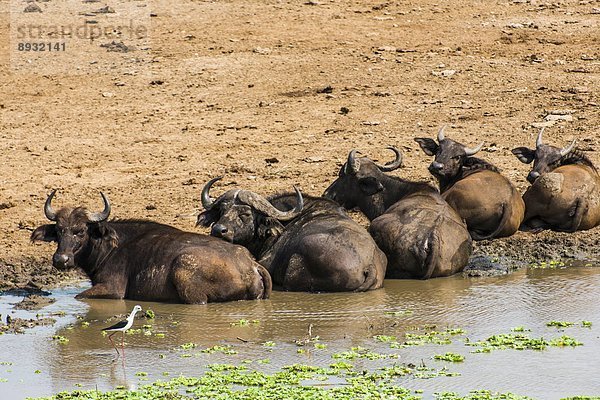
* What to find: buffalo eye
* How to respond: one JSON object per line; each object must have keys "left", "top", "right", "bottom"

{"left": 240, "top": 212, "right": 252, "bottom": 222}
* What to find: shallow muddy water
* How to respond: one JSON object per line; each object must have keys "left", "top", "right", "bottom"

{"left": 1, "top": 265, "right": 600, "bottom": 399}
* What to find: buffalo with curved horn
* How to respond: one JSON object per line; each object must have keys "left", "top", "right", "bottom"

{"left": 198, "top": 179, "right": 386, "bottom": 292}
{"left": 415, "top": 126, "right": 525, "bottom": 240}
{"left": 345, "top": 146, "right": 403, "bottom": 175}
{"left": 324, "top": 147, "right": 472, "bottom": 279}
{"left": 201, "top": 176, "right": 304, "bottom": 226}
{"left": 511, "top": 128, "right": 600, "bottom": 232}
{"left": 31, "top": 190, "right": 271, "bottom": 303}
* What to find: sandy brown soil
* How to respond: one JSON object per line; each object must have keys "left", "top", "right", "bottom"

{"left": 0, "top": 0, "right": 599, "bottom": 291}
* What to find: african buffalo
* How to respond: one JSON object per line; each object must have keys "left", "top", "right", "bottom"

{"left": 31, "top": 190, "right": 271, "bottom": 304}
{"left": 511, "top": 128, "right": 600, "bottom": 232}
{"left": 415, "top": 126, "right": 525, "bottom": 240}
{"left": 323, "top": 147, "right": 472, "bottom": 279}
{"left": 197, "top": 178, "right": 386, "bottom": 292}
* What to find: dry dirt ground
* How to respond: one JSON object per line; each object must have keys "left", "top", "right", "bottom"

{"left": 0, "top": 0, "right": 599, "bottom": 291}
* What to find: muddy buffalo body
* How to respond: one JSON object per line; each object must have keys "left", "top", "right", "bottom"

{"left": 198, "top": 178, "right": 386, "bottom": 292}
{"left": 324, "top": 148, "right": 472, "bottom": 279}
{"left": 31, "top": 190, "right": 271, "bottom": 304}
{"left": 512, "top": 128, "right": 600, "bottom": 232}
{"left": 414, "top": 126, "right": 525, "bottom": 241}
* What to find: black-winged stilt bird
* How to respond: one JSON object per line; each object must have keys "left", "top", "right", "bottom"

{"left": 102, "top": 305, "right": 142, "bottom": 359}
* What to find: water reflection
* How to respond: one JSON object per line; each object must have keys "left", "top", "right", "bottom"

{"left": 1, "top": 265, "right": 599, "bottom": 399}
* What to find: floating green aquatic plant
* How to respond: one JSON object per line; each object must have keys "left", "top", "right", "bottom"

{"left": 207, "top": 363, "right": 246, "bottom": 372}
{"left": 435, "top": 389, "right": 533, "bottom": 399}
{"left": 179, "top": 342, "right": 197, "bottom": 350}
{"left": 415, "top": 365, "right": 460, "bottom": 379}
{"left": 332, "top": 346, "right": 397, "bottom": 360}
{"left": 549, "top": 335, "right": 583, "bottom": 347}
{"left": 329, "top": 361, "right": 353, "bottom": 371}
{"left": 51, "top": 335, "right": 69, "bottom": 344}
{"left": 511, "top": 326, "right": 529, "bottom": 332}
{"left": 391, "top": 328, "right": 465, "bottom": 348}
{"left": 25, "top": 360, "right": 463, "bottom": 400}
{"left": 546, "top": 321, "right": 575, "bottom": 328}
{"left": 200, "top": 344, "right": 237, "bottom": 355}
{"left": 230, "top": 319, "right": 260, "bottom": 327}
{"left": 374, "top": 335, "right": 397, "bottom": 343}
{"left": 529, "top": 260, "right": 565, "bottom": 269}
{"left": 467, "top": 333, "right": 583, "bottom": 352}
{"left": 434, "top": 352, "right": 465, "bottom": 363}
{"left": 378, "top": 364, "right": 413, "bottom": 377}
{"left": 468, "top": 333, "right": 545, "bottom": 352}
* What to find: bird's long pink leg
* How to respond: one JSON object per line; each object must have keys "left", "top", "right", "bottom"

{"left": 108, "top": 332, "right": 120, "bottom": 360}
{"left": 122, "top": 331, "right": 126, "bottom": 360}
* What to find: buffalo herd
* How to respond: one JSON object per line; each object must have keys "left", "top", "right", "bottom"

{"left": 32, "top": 128, "right": 599, "bottom": 304}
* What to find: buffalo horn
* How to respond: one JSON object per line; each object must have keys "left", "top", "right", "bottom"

{"left": 437, "top": 125, "right": 446, "bottom": 142}
{"left": 559, "top": 140, "right": 576, "bottom": 157}
{"left": 44, "top": 189, "right": 58, "bottom": 221}
{"left": 201, "top": 176, "right": 223, "bottom": 210}
{"left": 238, "top": 186, "right": 304, "bottom": 221}
{"left": 536, "top": 127, "right": 545, "bottom": 148}
{"left": 464, "top": 142, "right": 484, "bottom": 156}
{"left": 87, "top": 192, "right": 111, "bottom": 223}
{"left": 375, "top": 146, "right": 403, "bottom": 172}
{"left": 345, "top": 149, "right": 361, "bottom": 174}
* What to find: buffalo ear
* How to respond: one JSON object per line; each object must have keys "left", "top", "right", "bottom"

{"left": 88, "top": 223, "right": 119, "bottom": 247}
{"left": 414, "top": 138, "right": 439, "bottom": 156}
{"left": 196, "top": 209, "right": 218, "bottom": 227}
{"left": 358, "top": 177, "right": 384, "bottom": 196}
{"left": 511, "top": 147, "right": 535, "bottom": 164}
{"left": 31, "top": 224, "right": 58, "bottom": 243}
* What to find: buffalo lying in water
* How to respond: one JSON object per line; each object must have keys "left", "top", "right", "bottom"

{"left": 415, "top": 126, "right": 525, "bottom": 240}
{"left": 31, "top": 190, "right": 271, "bottom": 304}
{"left": 197, "top": 178, "right": 386, "bottom": 292}
{"left": 511, "top": 128, "right": 600, "bottom": 232}
{"left": 324, "top": 147, "right": 472, "bottom": 279}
